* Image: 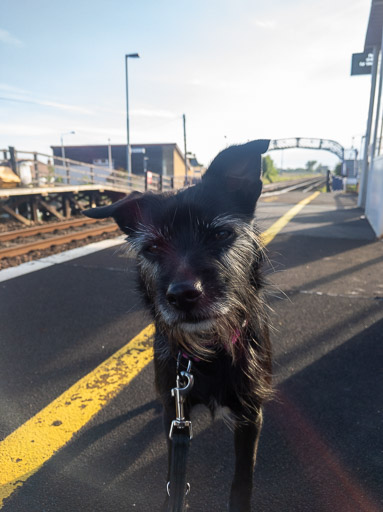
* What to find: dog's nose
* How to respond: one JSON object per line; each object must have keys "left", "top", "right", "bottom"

{"left": 166, "top": 281, "right": 203, "bottom": 310}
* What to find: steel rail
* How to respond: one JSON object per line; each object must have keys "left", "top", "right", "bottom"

{"left": 262, "top": 176, "right": 322, "bottom": 192}
{"left": 261, "top": 177, "right": 323, "bottom": 197}
{"left": 0, "top": 224, "right": 119, "bottom": 259}
{"left": 0, "top": 217, "right": 101, "bottom": 242}
{"left": 301, "top": 179, "right": 326, "bottom": 193}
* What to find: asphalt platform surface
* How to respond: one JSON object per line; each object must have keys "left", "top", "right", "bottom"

{"left": 1, "top": 191, "right": 382, "bottom": 511}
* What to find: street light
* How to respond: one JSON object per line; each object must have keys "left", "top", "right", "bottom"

{"left": 60, "top": 130, "right": 75, "bottom": 167}
{"left": 125, "top": 53, "right": 140, "bottom": 176}
{"left": 108, "top": 138, "right": 113, "bottom": 170}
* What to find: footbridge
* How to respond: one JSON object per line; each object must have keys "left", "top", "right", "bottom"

{"left": 269, "top": 138, "right": 344, "bottom": 161}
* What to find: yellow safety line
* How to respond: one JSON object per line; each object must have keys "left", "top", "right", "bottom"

{"left": 0, "top": 191, "right": 319, "bottom": 507}
{"left": 262, "top": 191, "right": 320, "bottom": 246}
{"left": 0, "top": 324, "right": 155, "bottom": 506}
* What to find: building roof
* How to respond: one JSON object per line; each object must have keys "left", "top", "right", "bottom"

{"left": 365, "top": 0, "right": 383, "bottom": 49}
{"left": 50, "top": 143, "right": 185, "bottom": 160}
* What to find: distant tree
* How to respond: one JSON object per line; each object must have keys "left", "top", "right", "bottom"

{"left": 315, "top": 163, "right": 328, "bottom": 174}
{"left": 262, "top": 155, "right": 279, "bottom": 183}
{"left": 334, "top": 163, "right": 342, "bottom": 176}
{"left": 305, "top": 160, "right": 317, "bottom": 172}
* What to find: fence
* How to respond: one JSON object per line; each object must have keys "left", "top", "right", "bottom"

{"left": 1, "top": 147, "right": 195, "bottom": 193}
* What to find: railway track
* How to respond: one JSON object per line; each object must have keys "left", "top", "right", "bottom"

{"left": 0, "top": 218, "right": 119, "bottom": 259}
{"left": 262, "top": 176, "right": 325, "bottom": 196}
{"left": 0, "top": 217, "right": 101, "bottom": 242}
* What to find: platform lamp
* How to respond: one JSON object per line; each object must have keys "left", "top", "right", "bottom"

{"left": 125, "top": 53, "right": 140, "bottom": 176}
{"left": 60, "top": 131, "right": 75, "bottom": 167}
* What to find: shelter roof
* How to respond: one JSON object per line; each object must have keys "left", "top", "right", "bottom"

{"left": 365, "top": 0, "right": 383, "bottom": 49}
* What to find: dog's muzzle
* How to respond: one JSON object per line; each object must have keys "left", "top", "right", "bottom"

{"left": 166, "top": 280, "right": 203, "bottom": 312}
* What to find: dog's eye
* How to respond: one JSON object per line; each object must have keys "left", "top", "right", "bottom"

{"left": 214, "top": 229, "right": 233, "bottom": 241}
{"left": 144, "top": 244, "right": 160, "bottom": 255}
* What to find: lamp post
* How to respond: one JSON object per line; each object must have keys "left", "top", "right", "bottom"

{"left": 60, "top": 130, "right": 75, "bottom": 167}
{"left": 125, "top": 53, "right": 140, "bottom": 176}
{"left": 108, "top": 138, "right": 113, "bottom": 170}
{"left": 183, "top": 114, "right": 188, "bottom": 185}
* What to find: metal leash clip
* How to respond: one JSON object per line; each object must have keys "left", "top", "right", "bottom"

{"left": 166, "top": 481, "right": 190, "bottom": 497}
{"left": 169, "top": 358, "right": 194, "bottom": 440}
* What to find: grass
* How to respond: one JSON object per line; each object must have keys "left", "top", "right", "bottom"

{"left": 262, "top": 173, "right": 322, "bottom": 185}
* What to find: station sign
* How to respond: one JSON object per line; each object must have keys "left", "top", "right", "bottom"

{"left": 351, "top": 51, "right": 373, "bottom": 75}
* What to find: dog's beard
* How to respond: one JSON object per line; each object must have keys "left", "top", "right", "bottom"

{"left": 155, "top": 297, "right": 250, "bottom": 362}
{"left": 157, "top": 301, "right": 230, "bottom": 329}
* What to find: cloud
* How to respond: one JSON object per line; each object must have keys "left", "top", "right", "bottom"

{"left": 26, "top": 97, "right": 180, "bottom": 120}
{"left": 74, "top": 126, "right": 126, "bottom": 138}
{"left": 0, "top": 95, "right": 93, "bottom": 114}
{"left": 96, "top": 104, "right": 179, "bottom": 119}
{"left": 131, "top": 108, "right": 178, "bottom": 119}
{"left": 0, "top": 83, "right": 29, "bottom": 95}
{"left": 0, "top": 123, "right": 56, "bottom": 136}
{"left": 38, "top": 99, "right": 92, "bottom": 114}
{"left": 0, "top": 29, "right": 23, "bottom": 47}
{"left": 253, "top": 20, "right": 277, "bottom": 29}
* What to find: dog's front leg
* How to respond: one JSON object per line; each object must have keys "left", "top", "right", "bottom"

{"left": 229, "top": 410, "right": 263, "bottom": 512}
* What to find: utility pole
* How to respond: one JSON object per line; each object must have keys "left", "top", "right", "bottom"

{"left": 183, "top": 114, "right": 188, "bottom": 185}
{"left": 60, "top": 131, "right": 75, "bottom": 168}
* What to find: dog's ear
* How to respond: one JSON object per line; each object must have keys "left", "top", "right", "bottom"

{"left": 83, "top": 191, "right": 158, "bottom": 235}
{"left": 202, "top": 139, "right": 270, "bottom": 215}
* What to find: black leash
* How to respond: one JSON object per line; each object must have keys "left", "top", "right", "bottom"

{"left": 167, "top": 353, "right": 194, "bottom": 512}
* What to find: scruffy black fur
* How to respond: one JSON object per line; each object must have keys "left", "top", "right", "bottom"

{"left": 84, "top": 140, "right": 273, "bottom": 512}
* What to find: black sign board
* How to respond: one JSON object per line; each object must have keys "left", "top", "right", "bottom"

{"left": 351, "top": 51, "right": 373, "bottom": 75}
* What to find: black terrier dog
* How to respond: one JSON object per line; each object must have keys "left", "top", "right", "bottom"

{"left": 84, "top": 140, "right": 272, "bottom": 511}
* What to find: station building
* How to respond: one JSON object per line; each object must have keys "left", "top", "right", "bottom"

{"left": 50, "top": 143, "right": 204, "bottom": 180}
{"left": 356, "top": 0, "right": 383, "bottom": 237}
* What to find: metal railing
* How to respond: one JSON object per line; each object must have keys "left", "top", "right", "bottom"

{"left": 1, "top": 148, "right": 196, "bottom": 193}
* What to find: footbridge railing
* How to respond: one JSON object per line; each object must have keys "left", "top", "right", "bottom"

{"left": 0, "top": 148, "right": 193, "bottom": 194}
{"left": 269, "top": 138, "right": 344, "bottom": 161}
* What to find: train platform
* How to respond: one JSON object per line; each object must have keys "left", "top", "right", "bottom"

{"left": 0, "top": 191, "right": 382, "bottom": 511}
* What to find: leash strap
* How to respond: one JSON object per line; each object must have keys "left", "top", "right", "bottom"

{"left": 167, "top": 353, "right": 194, "bottom": 511}
{"left": 167, "top": 430, "right": 191, "bottom": 512}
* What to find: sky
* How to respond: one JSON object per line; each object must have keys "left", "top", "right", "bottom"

{"left": 0, "top": 0, "right": 373, "bottom": 170}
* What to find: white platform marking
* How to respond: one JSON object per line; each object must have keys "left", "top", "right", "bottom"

{"left": 0, "top": 236, "right": 125, "bottom": 283}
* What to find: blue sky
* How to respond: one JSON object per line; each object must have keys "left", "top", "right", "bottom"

{"left": 0, "top": 0, "right": 372, "bottom": 169}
